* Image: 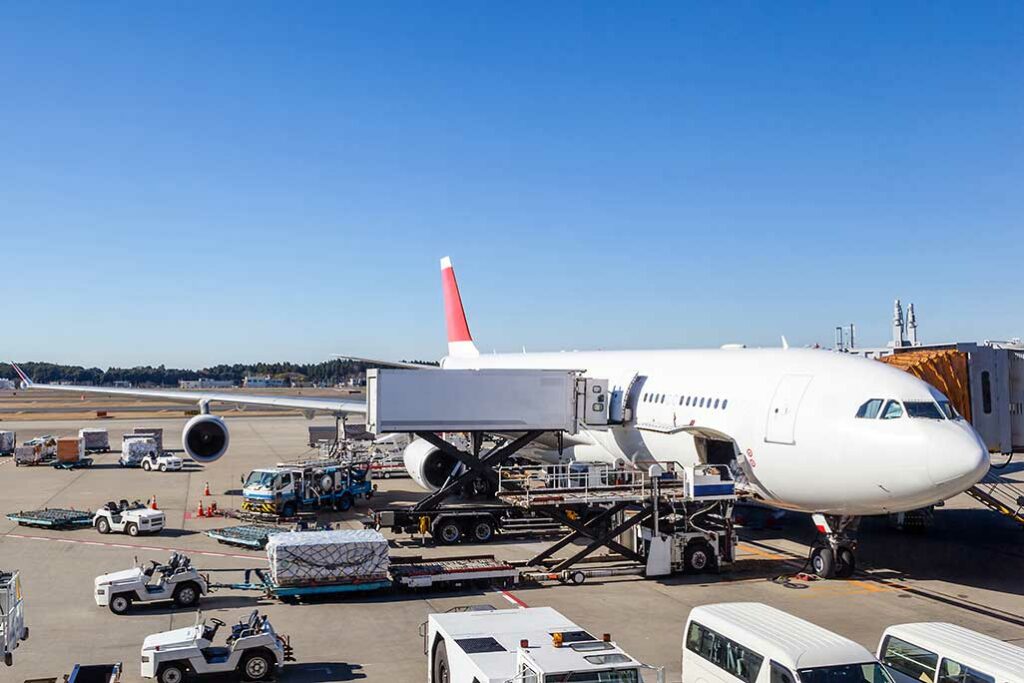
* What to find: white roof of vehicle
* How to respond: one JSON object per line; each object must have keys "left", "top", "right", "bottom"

{"left": 431, "top": 607, "right": 638, "bottom": 680}
{"left": 882, "top": 623, "right": 1024, "bottom": 681}
{"left": 687, "top": 603, "right": 875, "bottom": 670}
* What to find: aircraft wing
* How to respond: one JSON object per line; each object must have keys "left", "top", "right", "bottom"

{"left": 9, "top": 363, "right": 365, "bottom": 416}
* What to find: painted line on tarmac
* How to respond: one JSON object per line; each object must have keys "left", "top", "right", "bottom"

{"left": 5, "top": 532, "right": 263, "bottom": 561}
{"left": 501, "top": 590, "right": 529, "bottom": 609}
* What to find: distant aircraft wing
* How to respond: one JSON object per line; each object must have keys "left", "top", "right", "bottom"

{"left": 9, "top": 363, "right": 365, "bottom": 416}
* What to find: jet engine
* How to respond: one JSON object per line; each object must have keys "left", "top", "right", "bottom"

{"left": 402, "top": 438, "right": 459, "bottom": 491}
{"left": 181, "top": 414, "right": 230, "bottom": 463}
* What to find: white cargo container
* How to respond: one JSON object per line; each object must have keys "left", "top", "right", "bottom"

{"left": 120, "top": 437, "right": 158, "bottom": 467}
{"left": 367, "top": 369, "right": 607, "bottom": 435}
{"left": 266, "top": 529, "right": 390, "bottom": 587}
{"left": 130, "top": 428, "right": 163, "bottom": 452}
{"left": 79, "top": 428, "right": 110, "bottom": 453}
{"left": 426, "top": 606, "right": 652, "bottom": 683}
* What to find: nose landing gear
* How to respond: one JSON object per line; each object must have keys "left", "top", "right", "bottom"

{"left": 809, "top": 514, "right": 859, "bottom": 579}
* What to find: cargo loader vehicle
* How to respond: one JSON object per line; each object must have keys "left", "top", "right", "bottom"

{"left": 141, "top": 610, "right": 293, "bottom": 683}
{"left": 95, "top": 553, "right": 208, "bottom": 615}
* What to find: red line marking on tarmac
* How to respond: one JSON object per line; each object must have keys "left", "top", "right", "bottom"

{"left": 501, "top": 590, "right": 528, "bottom": 609}
{"left": 5, "top": 533, "right": 262, "bottom": 561}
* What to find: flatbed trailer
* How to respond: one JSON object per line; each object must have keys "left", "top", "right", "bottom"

{"left": 24, "top": 662, "right": 122, "bottom": 683}
{"left": 6, "top": 508, "right": 94, "bottom": 529}
{"left": 51, "top": 457, "right": 94, "bottom": 471}
{"left": 217, "top": 555, "right": 518, "bottom": 600}
{"left": 206, "top": 523, "right": 291, "bottom": 549}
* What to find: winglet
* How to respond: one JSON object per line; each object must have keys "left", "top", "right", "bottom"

{"left": 781, "top": 336, "right": 790, "bottom": 350}
{"left": 440, "top": 256, "right": 479, "bottom": 358}
{"left": 9, "top": 362, "right": 33, "bottom": 387}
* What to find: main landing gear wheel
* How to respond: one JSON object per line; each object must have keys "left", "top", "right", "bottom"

{"left": 811, "top": 547, "right": 835, "bottom": 579}
{"left": 836, "top": 547, "right": 856, "bottom": 578}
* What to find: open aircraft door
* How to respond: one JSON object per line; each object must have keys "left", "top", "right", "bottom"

{"left": 764, "top": 375, "right": 813, "bottom": 444}
{"left": 609, "top": 373, "right": 645, "bottom": 424}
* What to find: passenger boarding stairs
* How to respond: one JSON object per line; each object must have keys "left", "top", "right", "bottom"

{"left": 966, "top": 468, "right": 1024, "bottom": 527}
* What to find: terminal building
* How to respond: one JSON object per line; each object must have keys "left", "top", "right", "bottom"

{"left": 243, "top": 375, "right": 286, "bottom": 388}
{"left": 179, "top": 378, "right": 236, "bottom": 390}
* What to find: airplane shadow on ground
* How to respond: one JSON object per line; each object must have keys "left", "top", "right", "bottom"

{"left": 740, "top": 507, "right": 1024, "bottom": 597}
{"left": 121, "top": 595, "right": 264, "bottom": 616}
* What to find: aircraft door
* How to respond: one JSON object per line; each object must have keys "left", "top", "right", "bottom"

{"left": 764, "top": 375, "right": 813, "bottom": 444}
{"left": 609, "top": 373, "right": 646, "bottom": 423}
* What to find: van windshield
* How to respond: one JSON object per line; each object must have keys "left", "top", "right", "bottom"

{"left": 798, "top": 663, "right": 894, "bottom": 683}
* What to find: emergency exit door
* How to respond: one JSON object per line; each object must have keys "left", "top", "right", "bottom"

{"left": 764, "top": 375, "right": 813, "bottom": 444}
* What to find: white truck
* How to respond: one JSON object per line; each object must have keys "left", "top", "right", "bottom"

{"left": 93, "top": 500, "right": 166, "bottom": 536}
{"left": 425, "top": 606, "right": 660, "bottom": 683}
{"left": 95, "top": 553, "right": 208, "bottom": 615}
{"left": 1, "top": 570, "right": 29, "bottom": 667}
{"left": 141, "top": 610, "right": 293, "bottom": 683}
{"left": 140, "top": 451, "right": 183, "bottom": 472}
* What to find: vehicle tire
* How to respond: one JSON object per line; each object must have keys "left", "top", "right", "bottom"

{"left": 338, "top": 493, "right": 353, "bottom": 512}
{"left": 240, "top": 650, "right": 274, "bottom": 682}
{"left": 434, "top": 519, "right": 461, "bottom": 545}
{"left": 382, "top": 471, "right": 391, "bottom": 479}
{"left": 836, "top": 547, "right": 856, "bottom": 578}
{"left": 159, "top": 464, "right": 167, "bottom": 472}
{"left": 95, "top": 518, "right": 110, "bottom": 535}
{"left": 811, "top": 547, "right": 836, "bottom": 579}
{"left": 569, "top": 570, "right": 586, "bottom": 585}
{"left": 142, "top": 460, "right": 151, "bottom": 471}
{"left": 432, "top": 640, "right": 450, "bottom": 683}
{"left": 126, "top": 523, "right": 139, "bottom": 537}
{"left": 684, "top": 542, "right": 716, "bottom": 573}
{"left": 471, "top": 518, "right": 495, "bottom": 543}
{"left": 281, "top": 502, "right": 297, "bottom": 518}
{"left": 5, "top": 653, "right": 12, "bottom": 666}
{"left": 157, "top": 663, "right": 186, "bottom": 683}
{"left": 108, "top": 593, "right": 132, "bottom": 615}
{"left": 173, "top": 582, "right": 200, "bottom": 608}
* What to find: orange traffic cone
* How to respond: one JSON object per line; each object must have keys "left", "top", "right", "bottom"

{"left": 203, "top": 481, "right": 211, "bottom": 497}
{"left": 150, "top": 496, "right": 158, "bottom": 510}
{"left": 197, "top": 500, "right": 205, "bottom": 518}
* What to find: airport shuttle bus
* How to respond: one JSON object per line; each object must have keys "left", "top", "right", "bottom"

{"left": 682, "top": 603, "right": 891, "bottom": 683}
{"left": 878, "top": 622, "right": 1024, "bottom": 683}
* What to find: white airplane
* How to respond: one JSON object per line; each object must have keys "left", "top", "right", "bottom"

{"left": 9, "top": 256, "right": 989, "bottom": 578}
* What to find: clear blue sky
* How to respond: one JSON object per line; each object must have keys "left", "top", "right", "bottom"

{"left": 3, "top": 2, "right": 1021, "bottom": 369}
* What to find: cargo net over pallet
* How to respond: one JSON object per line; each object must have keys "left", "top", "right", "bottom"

{"left": 266, "top": 529, "right": 390, "bottom": 587}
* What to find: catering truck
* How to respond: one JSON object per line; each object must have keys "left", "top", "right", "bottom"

{"left": 425, "top": 606, "right": 661, "bottom": 683}
{"left": 240, "top": 459, "right": 373, "bottom": 517}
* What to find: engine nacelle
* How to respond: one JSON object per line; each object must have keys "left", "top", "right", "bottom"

{"left": 402, "top": 438, "right": 459, "bottom": 491}
{"left": 182, "top": 414, "right": 230, "bottom": 463}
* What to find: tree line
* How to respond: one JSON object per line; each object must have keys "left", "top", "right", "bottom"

{"left": 0, "top": 359, "right": 436, "bottom": 387}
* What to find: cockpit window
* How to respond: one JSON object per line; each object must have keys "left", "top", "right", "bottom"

{"left": 937, "top": 399, "right": 962, "bottom": 420}
{"left": 856, "top": 399, "right": 884, "bottom": 419}
{"left": 881, "top": 400, "right": 904, "bottom": 419}
{"left": 904, "top": 401, "right": 944, "bottom": 420}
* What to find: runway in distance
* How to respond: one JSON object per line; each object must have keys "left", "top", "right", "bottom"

{"left": 10, "top": 256, "right": 990, "bottom": 578}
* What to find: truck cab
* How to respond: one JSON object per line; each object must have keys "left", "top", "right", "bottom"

{"left": 426, "top": 606, "right": 654, "bottom": 683}
{"left": 242, "top": 461, "right": 373, "bottom": 517}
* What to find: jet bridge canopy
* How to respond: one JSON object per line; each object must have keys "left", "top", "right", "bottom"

{"left": 366, "top": 369, "right": 608, "bottom": 435}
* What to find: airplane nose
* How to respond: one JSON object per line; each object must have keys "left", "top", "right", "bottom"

{"left": 926, "top": 426, "right": 989, "bottom": 490}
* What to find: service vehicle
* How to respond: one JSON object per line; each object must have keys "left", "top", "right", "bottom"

{"left": 141, "top": 452, "right": 183, "bottom": 472}
{"left": 240, "top": 459, "right": 373, "bottom": 517}
{"left": 23, "top": 662, "right": 122, "bottom": 683}
{"left": 426, "top": 605, "right": 661, "bottom": 683}
{"left": 878, "top": 622, "right": 1024, "bottom": 683}
{"left": 683, "top": 603, "right": 889, "bottom": 683}
{"left": 119, "top": 436, "right": 159, "bottom": 467}
{"left": 370, "top": 451, "right": 408, "bottom": 479}
{"left": 140, "top": 610, "right": 293, "bottom": 683}
{"left": 95, "top": 552, "right": 208, "bottom": 615}
{"left": 93, "top": 500, "right": 166, "bottom": 537}
{"left": 1, "top": 569, "right": 29, "bottom": 667}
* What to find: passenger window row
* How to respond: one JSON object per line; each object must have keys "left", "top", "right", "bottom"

{"left": 685, "top": 621, "right": 764, "bottom": 683}
{"left": 640, "top": 393, "right": 729, "bottom": 410}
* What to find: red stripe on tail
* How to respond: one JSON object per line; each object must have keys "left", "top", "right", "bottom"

{"left": 441, "top": 258, "right": 472, "bottom": 343}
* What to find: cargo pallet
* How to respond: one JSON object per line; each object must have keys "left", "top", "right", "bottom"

{"left": 216, "top": 554, "right": 517, "bottom": 600}
{"left": 6, "top": 508, "right": 94, "bottom": 529}
{"left": 52, "top": 457, "right": 94, "bottom": 471}
{"left": 207, "top": 524, "right": 291, "bottom": 549}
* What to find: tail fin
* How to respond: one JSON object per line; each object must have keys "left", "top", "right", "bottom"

{"left": 9, "top": 362, "right": 33, "bottom": 387}
{"left": 440, "top": 256, "right": 479, "bottom": 358}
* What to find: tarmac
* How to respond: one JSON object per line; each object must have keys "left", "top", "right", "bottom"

{"left": 1, "top": 411, "right": 1022, "bottom": 682}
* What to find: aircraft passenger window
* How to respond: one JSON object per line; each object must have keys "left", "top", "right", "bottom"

{"left": 642, "top": 393, "right": 648, "bottom": 402}
{"left": 714, "top": 399, "right": 720, "bottom": 409}
{"left": 881, "top": 636, "right": 938, "bottom": 683}
{"left": 686, "top": 397, "right": 691, "bottom": 406}
{"left": 881, "top": 401, "right": 903, "bottom": 420}
{"left": 722, "top": 399, "right": 728, "bottom": 409}
{"left": 680, "top": 396, "right": 685, "bottom": 405}
{"left": 981, "top": 371, "right": 992, "bottom": 414}
{"left": 699, "top": 398, "right": 705, "bottom": 408}
{"left": 938, "top": 657, "right": 995, "bottom": 683}
{"left": 855, "top": 399, "right": 883, "bottom": 419}
{"left": 904, "top": 401, "right": 944, "bottom": 420}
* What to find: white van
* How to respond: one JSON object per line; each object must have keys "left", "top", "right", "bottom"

{"left": 683, "top": 603, "right": 892, "bottom": 683}
{"left": 878, "top": 623, "right": 1024, "bottom": 683}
